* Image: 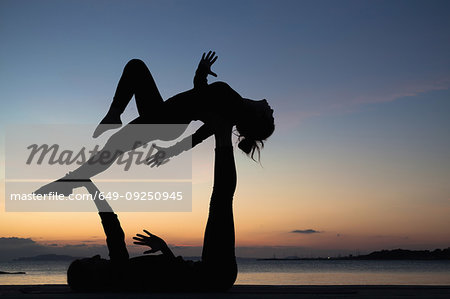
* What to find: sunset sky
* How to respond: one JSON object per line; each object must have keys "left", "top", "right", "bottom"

{"left": 1, "top": 0, "right": 449, "bottom": 260}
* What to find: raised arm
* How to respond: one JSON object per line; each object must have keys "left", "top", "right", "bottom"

{"left": 193, "top": 51, "right": 218, "bottom": 89}
{"left": 133, "top": 230, "right": 176, "bottom": 259}
{"left": 83, "top": 180, "right": 129, "bottom": 261}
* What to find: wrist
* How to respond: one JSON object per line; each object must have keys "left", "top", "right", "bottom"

{"left": 195, "top": 67, "right": 208, "bottom": 75}
{"left": 173, "top": 138, "right": 191, "bottom": 154}
{"left": 161, "top": 245, "right": 175, "bottom": 257}
{"left": 160, "top": 241, "right": 170, "bottom": 251}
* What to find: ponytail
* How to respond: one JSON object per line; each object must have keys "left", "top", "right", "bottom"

{"left": 235, "top": 100, "right": 275, "bottom": 162}
{"left": 238, "top": 136, "right": 263, "bottom": 162}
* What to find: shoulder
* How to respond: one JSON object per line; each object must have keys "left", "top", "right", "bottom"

{"left": 209, "top": 81, "right": 231, "bottom": 90}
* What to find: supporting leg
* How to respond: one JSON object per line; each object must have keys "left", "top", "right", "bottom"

{"left": 201, "top": 127, "right": 237, "bottom": 291}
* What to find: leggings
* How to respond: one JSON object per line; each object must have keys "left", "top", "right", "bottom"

{"left": 99, "top": 145, "right": 237, "bottom": 291}
{"left": 110, "top": 59, "right": 164, "bottom": 116}
{"left": 69, "top": 59, "right": 187, "bottom": 180}
{"left": 200, "top": 146, "right": 237, "bottom": 290}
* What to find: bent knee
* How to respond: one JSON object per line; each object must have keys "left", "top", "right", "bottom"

{"left": 124, "top": 59, "right": 147, "bottom": 72}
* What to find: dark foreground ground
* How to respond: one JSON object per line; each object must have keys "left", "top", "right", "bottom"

{"left": 1, "top": 285, "right": 450, "bottom": 298}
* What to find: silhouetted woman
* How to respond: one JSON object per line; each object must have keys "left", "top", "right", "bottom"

{"left": 68, "top": 124, "right": 239, "bottom": 292}
{"left": 35, "top": 52, "right": 274, "bottom": 195}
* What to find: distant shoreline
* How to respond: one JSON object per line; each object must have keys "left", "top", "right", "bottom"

{"left": 0, "top": 271, "right": 26, "bottom": 275}
{"left": 258, "top": 248, "right": 450, "bottom": 261}
{"left": 12, "top": 254, "right": 81, "bottom": 262}
{"left": 7, "top": 248, "right": 450, "bottom": 262}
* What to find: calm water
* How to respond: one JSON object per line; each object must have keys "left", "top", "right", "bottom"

{"left": 1, "top": 259, "right": 450, "bottom": 285}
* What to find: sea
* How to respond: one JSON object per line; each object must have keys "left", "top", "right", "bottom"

{"left": 1, "top": 259, "right": 450, "bottom": 285}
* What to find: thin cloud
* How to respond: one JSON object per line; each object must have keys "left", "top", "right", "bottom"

{"left": 351, "top": 77, "right": 450, "bottom": 106}
{"left": 291, "top": 229, "right": 321, "bottom": 234}
{"left": 277, "top": 76, "right": 450, "bottom": 132}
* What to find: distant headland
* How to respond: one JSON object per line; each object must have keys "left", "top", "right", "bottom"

{"left": 12, "top": 254, "right": 81, "bottom": 262}
{"left": 258, "top": 248, "right": 450, "bottom": 261}
{"left": 0, "top": 271, "right": 26, "bottom": 275}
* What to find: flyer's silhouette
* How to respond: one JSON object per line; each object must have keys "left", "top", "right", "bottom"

{"left": 34, "top": 52, "right": 274, "bottom": 195}
{"left": 33, "top": 52, "right": 275, "bottom": 291}
{"left": 68, "top": 126, "right": 238, "bottom": 292}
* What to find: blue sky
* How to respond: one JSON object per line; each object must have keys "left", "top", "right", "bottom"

{"left": 0, "top": 0, "right": 449, "bottom": 256}
{"left": 2, "top": 0, "right": 449, "bottom": 126}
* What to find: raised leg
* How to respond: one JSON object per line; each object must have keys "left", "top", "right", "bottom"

{"left": 35, "top": 123, "right": 188, "bottom": 195}
{"left": 110, "top": 59, "right": 164, "bottom": 117}
{"left": 201, "top": 127, "right": 238, "bottom": 291}
{"left": 93, "top": 59, "right": 164, "bottom": 138}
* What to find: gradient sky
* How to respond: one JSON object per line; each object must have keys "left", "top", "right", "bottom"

{"left": 1, "top": 0, "right": 449, "bottom": 259}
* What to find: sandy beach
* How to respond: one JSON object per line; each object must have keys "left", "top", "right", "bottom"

{"left": 1, "top": 284, "right": 450, "bottom": 298}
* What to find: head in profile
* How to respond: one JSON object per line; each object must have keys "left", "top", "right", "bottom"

{"left": 236, "top": 98, "right": 275, "bottom": 161}
{"left": 67, "top": 255, "right": 112, "bottom": 291}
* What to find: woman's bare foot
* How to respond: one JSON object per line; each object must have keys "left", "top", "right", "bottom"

{"left": 33, "top": 172, "right": 90, "bottom": 196}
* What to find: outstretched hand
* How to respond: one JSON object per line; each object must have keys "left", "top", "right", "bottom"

{"left": 198, "top": 51, "right": 218, "bottom": 77}
{"left": 133, "top": 230, "right": 168, "bottom": 254}
{"left": 146, "top": 144, "right": 171, "bottom": 168}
